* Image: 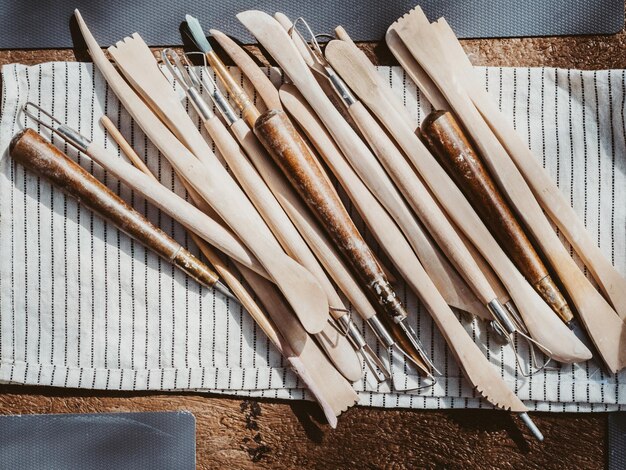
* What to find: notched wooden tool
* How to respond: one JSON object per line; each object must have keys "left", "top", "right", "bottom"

{"left": 392, "top": 6, "right": 623, "bottom": 372}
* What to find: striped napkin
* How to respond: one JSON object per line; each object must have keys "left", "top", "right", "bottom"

{"left": 0, "top": 62, "right": 624, "bottom": 411}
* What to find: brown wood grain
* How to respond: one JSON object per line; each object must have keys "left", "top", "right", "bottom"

{"left": 0, "top": 16, "right": 618, "bottom": 467}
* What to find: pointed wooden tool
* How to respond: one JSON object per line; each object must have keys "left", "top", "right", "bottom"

{"left": 278, "top": 84, "right": 543, "bottom": 431}
{"left": 393, "top": 6, "right": 624, "bottom": 372}
{"left": 98, "top": 31, "right": 328, "bottom": 335}
{"left": 318, "top": 22, "right": 591, "bottom": 363}
{"left": 434, "top": 17, "right": 626, "bottom": 323}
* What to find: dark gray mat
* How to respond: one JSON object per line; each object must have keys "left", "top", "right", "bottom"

{"left": 0, "top": 411, "right": 196, "bottom": 470}
{"left": 609, "top": 413, "right": 626, "bottom": 470}
{"left": 0, "top": 1, "right": 623, "bottom": 49}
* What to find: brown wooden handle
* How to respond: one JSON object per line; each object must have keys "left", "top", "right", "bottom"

{"left": 420, "top": 111, "right": 572, "bottom": 323}
{"left": 10, "top": 128, "right": 219, "bottom": 288}
{"left": 253, "top": 109, "right": 404, "bottom": 321}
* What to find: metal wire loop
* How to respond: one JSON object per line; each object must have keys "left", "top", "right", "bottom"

{"left": 23, "top": 102, "right": 63, "bottom": 134}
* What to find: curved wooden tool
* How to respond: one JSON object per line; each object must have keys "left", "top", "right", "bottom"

{"left": 393, "top": 6, "right": 624, "bottom": 372}
{"left": 238, "top": 265, "right": 359, "bottom": 425}
{"left": 320, "top": 21, "right": 590, "bottom": 363}
{"left": 210, "top": 28, "right": 479, "bottom": 324}
{"left": 278, "top": 84, "right": 539, "bottom": 423}
{"left": 323, "top": 41, "right": 506, "bottom": 323}
{"left": 76, "top": 16, "right": 327, "bottom": 336}
{"left": 201, "top": 113, "right": 362, "bottom": 382}
{"left": 434, "top": 18, "right": 626, "bottom": 323}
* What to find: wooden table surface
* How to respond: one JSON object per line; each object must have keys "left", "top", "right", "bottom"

{"left": 2, "top": 20, "right": 625, "bottom": 470}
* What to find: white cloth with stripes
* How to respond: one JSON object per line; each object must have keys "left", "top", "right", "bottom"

{"left": 0, "top": 62, "right": 624, "bottom": 412}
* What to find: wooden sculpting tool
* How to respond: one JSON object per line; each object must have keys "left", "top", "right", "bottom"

{"left": 391, "top": 7, "right": 624, "bottom": 372}
{"left": 99, "top": 113, "right": 360, "bottom": 414}
{"left": 188, "top": 14, "right": 435, "bottom": 378}
{"left": 184, "top": 17, "right": 435, "bottom": 379}
{"left": 158, "top": 49, "right": 363, "bottom": 382}
{"left": 161, "top": 47, "right": 392, "bottom": 381}
{"left": 419, "top": 110, "right": 573, "bottom": 324}
{"left": 276, "top": 85, "right": 543, "bottom": 440}
{"left": 10, "top": 125, "right": 233, "bottom": 301}
{"left": 315, "top": 24, "right": 590, "bottom": 365}
{"left": 433, "top": 18, "right": 626, "bottom": 322}
{"left": 282, "top": 18, "right": 520, "bottom": 343}
{"left": 76, "top": 12, "right": 329, "bottom": 338}
{"left": 21, "top": 103, "right": 357, "bottom": 429}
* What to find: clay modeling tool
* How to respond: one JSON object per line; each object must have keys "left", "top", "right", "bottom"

{"left": 433, "top": 17, "right": 626, "bottom": 323}
{"left": 419, "top": 110, "right": 573, "bottom": 324}
{"left": 159, "top": 49, "right": 363, "bottom": 382}
{"left": 276, "top": 84, "right": 544, "bottom": 441}
{"left": 11, "top": 123, "right": 234, "bottom": 302}
{"left": 84, "top": 21, "right": 328, "bottom": 336}
{"left": 213, "top": 11, "right": 438, "bottom": 379}
{"left": 315, "top": 22, "right": 590, "bottom": 364}
{"left": 392, "top": 7, "right": 623, "bottom": 372}
{"left": 185, "top": 16, "right": 430, "bottom": 380}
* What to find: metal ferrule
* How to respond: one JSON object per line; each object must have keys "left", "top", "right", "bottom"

{"left": 325, "top": 67, "right": 357, "bottom": 106}
{"left": 56, "top": 125, "right": 91, "bottom": 153}
{"left": 366, "top": 314, "right": 395, "bottom": 348}
{"left": 371, "top": 279, "right": 406, "bottom": 323}
{"left": 210, "top": 88, "right": 239, "bottom": 125}
{"left": 488, "top": 299, "right": 517, "bottom": 335}
{"left": 187, "top": 87, "right": 215, "bottom": 121}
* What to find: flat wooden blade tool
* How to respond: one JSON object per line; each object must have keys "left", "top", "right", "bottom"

{"left": 197, "top": 12, "right": 437, "bottom": 379}
{"left": 11, "top": 123, "right": 234, "bottom": 302}
{"left": 391, "top": 7, "right": 624, "bottom": 372}
{"left": 419, "top": 110, "right": 573, "bottom": 325}
{"left": 158, "top": 48, "right": 363, "bottom": 382}
{"left": 99, "top": 114, "right": 360, "bottom": 421}
{"left": 433, "top": 18, "right": 626, "bottom": 323}
{"left": 271, "top": 84, "right": 544, "bottom": 440}
{"left": 208, "top": 26, "right": 481, "bottom": 327}
{"left": 282, "top": 18, "right": 554, "bottom": 373}
{"left": 166, "top": 35, "right": 389, "bottom": 382}
{"left": 314, "top": 22, "right": 591, "bottom": 365}
{"left": 96, "top": 29, "right": 330, "bottom": 339}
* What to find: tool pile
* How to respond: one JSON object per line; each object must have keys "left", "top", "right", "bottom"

{"left": 9, "top": 7, "right": 626, "bottom": 441}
